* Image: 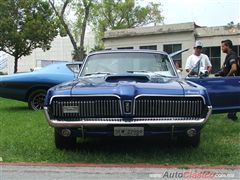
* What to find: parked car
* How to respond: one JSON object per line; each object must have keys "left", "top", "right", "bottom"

{"left": 0, "top": 62, "right": 81, "bottom": 110}
{"left": 44, "top": 50, "right": 240, "bottom": 149}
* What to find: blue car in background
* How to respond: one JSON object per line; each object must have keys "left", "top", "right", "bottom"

{"left": 0, "top": 62, "right": 80, "bottom": 110}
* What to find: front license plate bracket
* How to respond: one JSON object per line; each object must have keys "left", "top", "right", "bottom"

{"left": 114, "top": 127, "right": 144, "bottom": 136}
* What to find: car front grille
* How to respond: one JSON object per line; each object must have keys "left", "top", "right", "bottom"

{"left": 48, "top": 96, "right": 206, "bottom": 121}
{"left": 49, "top": 96, "right": 121, "bottom": 120}
{"left": 134, "top": 96, "right": 204, "bottom": 118}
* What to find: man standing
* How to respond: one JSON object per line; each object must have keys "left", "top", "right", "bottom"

{"left": 185, "top": 41, "right": 212, "bottom": 74}
{"left": 221, "top": 39, "right": 238, "bottom": 121}
{"left": 221, "top": 40, "right": 238, "bottom": 76}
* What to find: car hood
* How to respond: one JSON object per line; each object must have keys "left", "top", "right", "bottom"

{"left": 50, "top": 74, "right": 206, "bottom": 99}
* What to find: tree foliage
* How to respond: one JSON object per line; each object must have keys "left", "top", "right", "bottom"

{"left": 48, "top": 0, "right": 164, "bottom": 58}
{"left": 224, "top": 21, "right": 240, "bottom": 30}
{"left": 0, "top": 0, "right": 58, "bottom": 73}
{"left": 92, "top": 0, "right": 164, "bottom": 48}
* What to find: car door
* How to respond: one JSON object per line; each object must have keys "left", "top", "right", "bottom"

{"left": 189, "top": 76, "right": 240, "bottom": 113}
{"left": 170, "top": 49, "right": 240, "bottom": 113}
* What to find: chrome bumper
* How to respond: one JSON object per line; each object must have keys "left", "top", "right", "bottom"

{"left": 44, "top": 106, "right": 212, "bottom": 128}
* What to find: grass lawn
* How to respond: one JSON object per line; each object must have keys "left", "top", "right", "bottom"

{"left": 0, "top": 97, "right": 239, "bottom": 165}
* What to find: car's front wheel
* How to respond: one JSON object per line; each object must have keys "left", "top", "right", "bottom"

{"left": 28, "top": 89, "right": 46, "bottom": 110}
{"left": 54, "top": 129, "right": 77, "bottom": 149}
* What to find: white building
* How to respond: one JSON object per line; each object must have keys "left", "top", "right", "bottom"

{"left": 103, "top": 22, "right": 240, "bottom": 74}
{"left": 0, "top": 31, "right": 95, "bottom": 74}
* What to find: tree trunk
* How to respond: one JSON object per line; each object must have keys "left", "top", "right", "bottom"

{"left": 79, "top": 2, "right": 91, "bottom": 61}
{"left": 61, "top": 18, "right": 78, "bottom": 53}
{"left": 48, "top": 0, "right": 78, "bottom": 59}
{"left": 14, "top": 56, "right": 18, "bottom": 74}
{"left": 79, "top": 0, "right": 92, "bottom": 60}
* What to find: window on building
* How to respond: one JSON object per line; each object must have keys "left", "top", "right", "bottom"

{"left": 139, "top": 45, "right": 157, "bottom": 50}
{"left": 163, "top": 44, "right": 182, "bottom": 67}
{"left": 232, "top": 45, "right": 240, "bottom": 57}
{"left": 117, "top": 47, "right": 133, "bottom": 49}
{"left": 203, "top": 46, "right": 221, "bottom": 73}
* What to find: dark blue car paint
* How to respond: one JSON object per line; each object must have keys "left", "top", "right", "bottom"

{"left": 45, "top": 75, "right": 211, "bottom": 107}
{"left": 188, "top": 76, "right": 240, "bottom": 113}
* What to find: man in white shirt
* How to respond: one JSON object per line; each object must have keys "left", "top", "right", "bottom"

{"left": 185, "top": 41, "right": 212, "bottom": 74}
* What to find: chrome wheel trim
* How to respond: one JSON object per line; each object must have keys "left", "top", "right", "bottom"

{"left": 31, "top": 93, "right": 46, "bottom": 110}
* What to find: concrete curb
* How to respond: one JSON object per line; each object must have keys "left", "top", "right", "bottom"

{"left": 1, "top": 162, "right": 240, "bottom": 169}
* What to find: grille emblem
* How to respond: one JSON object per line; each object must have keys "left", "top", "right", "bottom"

{"left": 123, "top": 100, "right": 132, "bottom": 114}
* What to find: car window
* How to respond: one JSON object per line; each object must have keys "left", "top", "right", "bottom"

{"left": 80, "top": 52, "right": 176, "bottom": 77}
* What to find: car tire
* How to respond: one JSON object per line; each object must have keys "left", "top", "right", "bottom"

{"left": 28, "top": 89, "right": 47, "bottom": 110}
{"left": 179, "top": 132, "right": 201, "bottom": 147}
{"left": 54, "top": 129, "right": 77, "bottom": 150}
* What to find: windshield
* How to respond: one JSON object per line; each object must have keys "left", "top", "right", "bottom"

{"left": 80, "top": 52, "right": 177, "bottom": 77}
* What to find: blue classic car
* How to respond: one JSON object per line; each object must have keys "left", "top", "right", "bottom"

{"left": 44, "top": 50, "right": 240, "bottom": 149}
{"left": 0, "top": 63, "right": 80, "bottom": 110}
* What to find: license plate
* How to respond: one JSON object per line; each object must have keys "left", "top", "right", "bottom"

{"left": 114, "top": 127, "right": 144, "bottom": 136}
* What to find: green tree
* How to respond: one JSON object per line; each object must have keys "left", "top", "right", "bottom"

{"left": 92, "top": 0, "right": 164, "bottom": 48}
{"left": 0, "top": 0, "right": 58, "bottom": 73}
{"left": 49, "top": 0, "right": 95, "bottom": 61}
{"left": 224, "top": 21, "right": 240, "bottom": 30}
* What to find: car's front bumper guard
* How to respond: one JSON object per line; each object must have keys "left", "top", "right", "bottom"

{"left": 44, "top": 106, "right": 212, "bottom": 128}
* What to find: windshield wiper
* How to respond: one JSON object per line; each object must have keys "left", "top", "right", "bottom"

{"left": 152, "top": 72, "right": 174, "bottom": 78}
{"left": 153, "top": 74, "right": 172, "bottom": 78}
{"left": 84, "top": 72, "right": 111, "bottom": 76}
{"left": 126, "top": 70, "right": 150, "bottom": 73}
{"left": 126, "top": 70, "right": 172, "bottom": 78}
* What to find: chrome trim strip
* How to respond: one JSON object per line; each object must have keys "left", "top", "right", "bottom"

{"left": 134, "top": 94, "right": 206, "bottom": 105}
{"left": 44, "top": 106, "right": 212, "bottom": 128}
{"left": 49, "top": 94, "right": 121, "bottom": 105}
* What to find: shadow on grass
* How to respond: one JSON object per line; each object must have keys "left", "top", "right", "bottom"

{"left": 2, "top": 106, "right": 29, "bottom": 112}
{"left": 74, "top": 137, "right": 191, "bottom": 153}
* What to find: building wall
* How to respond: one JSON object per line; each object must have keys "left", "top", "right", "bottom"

{"left": 196, "top": 26, "right": 240, "bottom": 64}
{"left": 103, "top": 23, "right": 240, "bottom": 76}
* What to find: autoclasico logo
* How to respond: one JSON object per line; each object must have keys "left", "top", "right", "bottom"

{"left": 149, "top": 170, "right": 235, "bottom": 179}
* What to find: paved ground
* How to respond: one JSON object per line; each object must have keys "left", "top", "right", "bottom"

{"left": 0, "top": 163, "right": 239, "bottom": 180}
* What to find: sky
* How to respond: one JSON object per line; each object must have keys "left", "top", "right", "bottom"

{"left": 1, "top": 0, "right": 239, "bottom": 58}
{"left": 137, "top": 0, "right": 240, "bottom": 27}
